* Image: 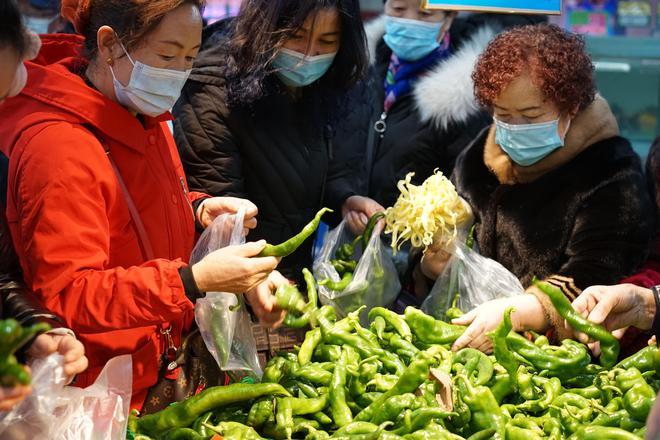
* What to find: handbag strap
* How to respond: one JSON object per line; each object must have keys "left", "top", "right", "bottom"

{"left": 86, "top": 125, "right": 156, "bottom": 261}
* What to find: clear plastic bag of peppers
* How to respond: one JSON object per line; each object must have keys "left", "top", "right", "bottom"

{"left": 128, "top": 275, "right": 659, "bottom": 440}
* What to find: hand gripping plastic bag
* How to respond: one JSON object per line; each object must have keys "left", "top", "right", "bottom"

{"left": 0, "top": 354, "right": 132, "bottom": 440}
{"left": 421, "top": 240, "right": 524, "bottom": 320}
{"left": 190, "top": 207, "right": 262, "bottom": 378}
{"left": 313, "top": 220, "right": 400, "bottom": 319}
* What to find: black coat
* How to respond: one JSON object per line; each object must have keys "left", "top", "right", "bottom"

{"left": 454, "top": 128, "right": 655, "bottom": 291}
{"left": 361, "top": 14, "right": 546, "bottom": 209}
{"left": 0, "top": 211, "right": 63, "bottom": 329}
{"left": 173, "top": 20, "right": 370, "bottom": 279}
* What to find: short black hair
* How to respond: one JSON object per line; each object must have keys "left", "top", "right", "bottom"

{"left": 0, "top": 0, "right": 27, "bottom": 58}
{"left": 225, "top": 0, "right": 368, "bottom": 105}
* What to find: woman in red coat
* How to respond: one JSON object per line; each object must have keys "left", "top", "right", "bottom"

{"left": 0, "top": 0, "right": 286, "bottom": 410}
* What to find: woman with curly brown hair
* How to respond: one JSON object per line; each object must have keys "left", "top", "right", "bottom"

{"left": 418, "top": 24, "right": 655, "bottom": 353}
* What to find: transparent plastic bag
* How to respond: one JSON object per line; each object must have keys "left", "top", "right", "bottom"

{"left": 0, "top": 354, "right": 132, "bottom": 440}
{"left": 421, "top": 241, "right": 524, "bottom": 319}
{"left": 190, "top": 207, "right": 262, "bottom": 377}
{"left": 313, "top": 220, "right": 400, "bottom": 320}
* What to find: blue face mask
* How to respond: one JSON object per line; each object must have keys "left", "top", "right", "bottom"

{"left": 383, "top": 16, "right": 443, "bottom": 61}
{"left": 495, "top": 118, "right": 569, "bottom": 167}
{"left": 272, "top": 48, "right": 337, "bottom": 88}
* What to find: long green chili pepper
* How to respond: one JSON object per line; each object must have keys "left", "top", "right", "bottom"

{"left": 445, "top": 293, "right": 464, "bottom": 321}
{"left": 355, "top": 351, "right": 436, "bottom": 422}
{"left": 299, "top": 327, "right": 323, "bottom": 366}
{"left": 319, "top": 272, "right": 353, "bottom": 292}
{"left": 136, "top": 383, "right": 290, "bottom": 436}
{"left": 488, "top": 307, "right": 519, "bottom": 387}
{"left": 191, "top": 412, "right": 214, "bottom": 436}
{"left": 567, "top": 426, "right": 643, "bottom": 440}
{"left": 247, "top": 399, "right": 274, "bottom": 430}
{"left": 368, "top": 307, "right": 412, "bottom": 341}
{"left": 160, "top": 428, "right": 206, "bottom": 440}
{"left": 275, "top": 284, "right": 308, "bottom": 313}
{"left": 403, "top": 307, "right": 465, "bottom": 346}
{"left": 259, "top": 208, "right": 332, "bottom": 257}
{"left": 616, "top": 345, "right": 659, "bottom": 372}
{"left": 455, "top": 374, "right": 507, "bottom": 438}
{"left": 452, "top": 348, "right": 494, "bottom": 386}
{"left": 534, "top": 279, "right": 620, "bottom": 368}
{"left": 616, "top": 367, "right": 656, "bottom": 421}
{"left": 204, "top": 421, "right": 266, "bottom": 440}
{"left": 330, "top": 349, "right": 353, "bottom": 427}
{"left": 362, "top": 212, "right": 385, "bottom": 249}
{"left": 392, "top": 407, "right": 456, "bottom": 436}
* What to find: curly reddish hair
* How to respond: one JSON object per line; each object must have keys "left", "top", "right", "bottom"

{"left": 472, "top": 24, "right": 595, "bottom": 114}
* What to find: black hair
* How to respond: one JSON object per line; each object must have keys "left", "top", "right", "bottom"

{"left": 0, "top": 0, "right": 27, "bottom": 58}
{"left": 225, "top": 0, "right": 368, "bottom": 105}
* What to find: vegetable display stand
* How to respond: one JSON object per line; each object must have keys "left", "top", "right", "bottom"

{"left": 129, "top": 304, "right": 658, "bottom": 440}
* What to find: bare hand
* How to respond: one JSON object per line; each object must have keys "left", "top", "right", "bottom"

{"left": 27, "top": 333, "right": 88, "bottom": 379}
{"left": 192, "top": 241, "right": 279, "bottom": 294}
{"left": 451, "top": 295, "right": 547, "bottom": 353}
{"left": 341, "top": 196, "right": 385, "bottom": 235}
{"left": 197, "top": 197, "right": 258, "bottom": 233}
{"left": 245, "top": 271, "right": 289, "bottom": 328}
{"left": 570, "top": 284, "right": 656, "bottom": 346}
{"left": 0, "top": 380, "right": 31, "bottom": 412}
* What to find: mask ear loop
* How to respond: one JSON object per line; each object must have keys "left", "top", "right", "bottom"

{"left": 108, "top": 33, "right": 136, "bottom": 85}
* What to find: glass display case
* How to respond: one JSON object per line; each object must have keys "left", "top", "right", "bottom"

{"left": 586, "top": 35, "right": 660, "bottom": 158}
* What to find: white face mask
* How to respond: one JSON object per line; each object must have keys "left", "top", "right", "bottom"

{"left": 110, "top": 40, "right": 191, "bottom": 117}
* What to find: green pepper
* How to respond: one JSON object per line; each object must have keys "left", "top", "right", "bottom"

{"left": 314, "top": 344, "right": 342, "bottom": 362}
{"left": 403, "top": 307, "right": 465, "bottom": 346}
{"left": 355, "top": 350, "right": 437, "bottom": 422}
{"left": 370, "top": 393, "right": 420, "bottom": 425}
{"left": 616, "top": 367, "right": 656, "bottom": 421}
{"left": 259, "top": 208, "right": 332, "bottom": 257}
{"left": 275, "top": 284, "right": 308, "bottom": 314}
{"left": 487, "top": 307, "right": 519, "bottom": 388}
{"left": 354, "top": 392, "right": 382, "bottom": 409}
{"left": 392, "top": 407, "right": 456, "bottom": 436}
{"left": 160, "top": 428, "right": 206, "bottom": 440}
{"left": 505, "top": 425, "right": 544, "bottom": 440}
{"left": 616, "top": 345, "right": 659, "bottom": 372}
{"left": 319, "top": 273, "right": 353, "bottom": 292}
{"left": 247, "top": 399, "right": 273, "bottom": 430}
{"left": 445, "top": 293, "right": 464, "bottom": 321}
{"left": 362, "top": 212, "right": 385, "bottom": 250}
{"left": 567, "top": 426, "right": 642, "bottom": 440}
{"left": 488, "top": 373, "right": 514, "bottom": 404}
{"left": 262, "top": 357, "right": 286, "bottom": 384}
{"left": 452, "top": 348, "right": 494, "bottom": 386}
{"left": 515, "top": 376, "right": 561, "bottom": 413}
{"left": 0, "top": 319, "right": 50, "bottom": 386}
{"left": 534, "top": 279, "right": 620, "bottom": 368}
{"left": 465, "top": 429, "right": 496, "bottom": 440}
{"left": 455, "top": 374, "right": 507, "bottom": 438}
{"left": 368, "top": 308, "right": 412, "bottom": 341}
{"left": 136, "top": 383, "right": 290, "bottom": 436}
{"left": 506, "top": 332, "right": 591, "bottom": 379}
{"left": 299, "top": 328, "right": 323, "bottom": 366}
{"left": 329, "top": 349, "right": 353, "bottom": 427}
{"left": 204, "top": 421, "right": 265, "bottom": 440}
{"left": 275, "top": 396, "right": 294, "bottom": 439}
{"left": 191, "top": 412, "right": 214, "bottom": 436}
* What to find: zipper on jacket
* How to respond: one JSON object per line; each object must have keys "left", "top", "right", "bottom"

{"left": 179, "top": 177, "right": 196, "bottom": 224}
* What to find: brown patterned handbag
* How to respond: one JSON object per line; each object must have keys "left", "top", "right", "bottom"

{"left": 141, "top": 327, "right": 229, "bottom": 414}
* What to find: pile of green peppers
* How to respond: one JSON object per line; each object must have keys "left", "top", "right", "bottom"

{"left": 128, "top": 295, "right": 659, "bottom": 440}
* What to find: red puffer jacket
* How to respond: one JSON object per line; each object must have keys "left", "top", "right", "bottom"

{"left": 0, "top": 34, "right": 207, "bottom": 410}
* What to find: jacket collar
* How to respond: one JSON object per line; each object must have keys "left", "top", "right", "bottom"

{"left": 364, "top": 15, "right": 496, "bottom": 129}
{"left": 483, "top": 95, "right": 620, "bottom": 185}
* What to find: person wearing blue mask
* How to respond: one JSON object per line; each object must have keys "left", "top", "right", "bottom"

{"left": 174, "top": 0, "right": 381, "bottom": 283}
{"left": 356, "top": 0, "right": 545, "bottom": 307}
{"left": 416, "top": 24, "right": 655, "bottom": 355}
